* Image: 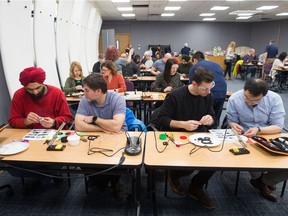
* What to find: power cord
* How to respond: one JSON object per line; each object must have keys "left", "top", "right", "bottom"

{"left": 0, "top": 152, "right": 126, "bottom": 179}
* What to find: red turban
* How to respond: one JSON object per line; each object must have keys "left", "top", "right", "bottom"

{"left": 19, "top": 67, "right": 46, "bottom": 86}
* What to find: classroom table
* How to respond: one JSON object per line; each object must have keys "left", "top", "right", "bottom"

{"left": 144, "top": 131, "right": 288, "bottom": 215}
{"left": 0, "top": 128, "right": 145, "bottom": 216}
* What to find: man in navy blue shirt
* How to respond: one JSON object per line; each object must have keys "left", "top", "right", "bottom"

{"left": 180, "top": 43, "right": 191, "bottom": 56}
{"left": 189, "top": 51, "right": 227, "bottom": 128}
{"left": 264, "top": 39, "right": 278, "bottom": 64}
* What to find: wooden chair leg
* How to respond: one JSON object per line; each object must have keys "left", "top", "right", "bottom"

{"left": 281, "top": 180, "right": 287, "bottom": 197}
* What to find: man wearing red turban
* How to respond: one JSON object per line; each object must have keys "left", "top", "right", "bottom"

{"left": 8, "top": 66, "right": 73, "bottom": 129}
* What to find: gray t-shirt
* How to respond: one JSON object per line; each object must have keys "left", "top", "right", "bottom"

{"left": 77, "top": 91, "right": 127, "bottom": 131}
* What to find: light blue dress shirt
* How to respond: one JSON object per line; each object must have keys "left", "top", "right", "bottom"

{"left": 227, "top": 89, "right": 285, "bottom": 132}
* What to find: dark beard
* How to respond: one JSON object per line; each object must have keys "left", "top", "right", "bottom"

{"left": 28, "top": 85, "right": 46, "bottom": 100}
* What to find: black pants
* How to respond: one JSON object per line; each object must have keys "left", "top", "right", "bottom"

{"left": 169, "top": 170, "right": 216, "bottom": 188}
{"left": 224, "top": 61, "right": 232, "bottom": 78}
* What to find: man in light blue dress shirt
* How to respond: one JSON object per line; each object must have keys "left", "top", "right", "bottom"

{"left": 227, "top": 78, "right": 287, "bottom": 202}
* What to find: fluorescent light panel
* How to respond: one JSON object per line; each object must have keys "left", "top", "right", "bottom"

{"left": 122, "top": 14, "right": 135, "bottom": 17}
{"left": 211, "top": 6, "right": 229, "bottom": 11}
{"left": 117, "top": 7, "right": 133, "bottom": 11}
{"left": 256, "top": 6, "right": 279, "bottom": 10}
{"left": 169, "top": 0, "right": 186, "bottom": 2}
{"left": 276, "top": 12, "right": 288, "bottom": 16}
{"left": 236, "top": 16, "right": 251, "bottom": 19}
{"left": 164, "top": 7, "right": 181, "bottom": 11}
{"left": 112, "top": 0, "right": 130, "bottom": 2}
{"left": 203, "top": 18, "right": 216, "bottom": 21}
{"left": 161, "top": 13, "right": 175, "bottom": 17}
{"left": 199, "top": 13, "right": 215, "bottom": 17}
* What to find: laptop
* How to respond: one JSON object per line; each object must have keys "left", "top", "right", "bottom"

{"left": 251, "top": 60, "right": 258, "bottom": 65}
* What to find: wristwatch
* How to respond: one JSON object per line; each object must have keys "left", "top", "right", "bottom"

{"left": 257, "top": 127, "right": 261, "bottom": 135}
{"left": 92, "top": 116, "right": 98, "bottom": 125}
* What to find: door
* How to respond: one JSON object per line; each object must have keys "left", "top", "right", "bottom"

{"left": 115, "top": 33, "right": 130, "bottom": 55}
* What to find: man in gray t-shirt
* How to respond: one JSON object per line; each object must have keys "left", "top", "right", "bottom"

{"left": 75, "top": 73, "right": 127, "bottom": 132}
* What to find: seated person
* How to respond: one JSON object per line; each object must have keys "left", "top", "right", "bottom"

{"left": 92, "top": 53, "right": 105, "bottom": 73}
{"left": 140, "top": 51, "right": 154, "bottom": 69}
{"left": 158, "top": 67, "right": 216, "bottom": 209}
{"left": 150, "top": 53, "right": 172, "bottom": 76}
{"left": 177, "top": 55, "right": 192, "bottom": 77}
{"left": 101, "top": 60, "right": 126, "bottom": 92}
{"left": 9, "top": 67, "right": 73, "bottom": 129}
{"left": 63, "top": 61, "right": 85, "bottom": 95}
{"left": 8, "top": 67, "right": 73, "bottom": 188}
{"left": 227, "top": 78, "right": 287, "bottom": 202}
{"left": 269, "top": 52, "right": 288, "bottom": 84}
{"left": 75, "top": 73, "right": 127, "bottom": 200}
{"left": 152, "top": 58, "right": 181, "bottom": 93}
{"left": 242, "top": 49, "right": 258, "bottom": 78}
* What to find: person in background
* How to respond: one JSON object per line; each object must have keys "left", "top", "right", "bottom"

{"left": 92, "top": 53, "right": 105, "bottom": 73}
{"left": 140, "top": 51, "right": 154, "bottom": 69}
{"left": 158, "top": 67, "right": 216, "bottom": 209}
{"left": 224, "top": 41, "right": 236, "bottom": 80}
{"left": 125, "top": 43, "right": 133, "bottom": 57}
{"left": 63, "top": 61, "right": 85, "bottom": 95}
{"left": 269, "top": 52, "right": 288, "bottom": 82}
{"left": 242, "top": 48, "right": 258, "bottom": 78}
{"left": 152, "top": 58, "right": 181, "bottom": 93}
{"left": 189, "top": 51, "right": 227, "bottom": 129}
{"left": 150, "top": 53, "right": 172, "bottom": 76}
{"left": 155, "top": 45, "right": 165, "bottom": 58}
{"left": 75, "top": 73, "right": 127, "bottom": 200}
{"left": 264, "top": 39, "right": 278, "bottom": 64}
{"left": 177, "top": 55, "right": 193, "bottom": 77}
{"left": 101, "top": 60, "right": 126, "bottom": 92}
{"left": 227, "top": 78, "right": 287, "bottom": 202}
{"left": 180, "top": 43, "right": 191, "bottom": 56}
{"left": 105, "top": 45, "right": 134, "bottom": 74}
{"left": 9, "top": 66, "right": 73, "bottom": 129}
{"left": 133, "top": 54, "right": 141, "bottom": 67}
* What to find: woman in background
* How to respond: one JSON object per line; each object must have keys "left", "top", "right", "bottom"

{"left": 105, "top": 45, "right": 134, "bottom": 74}
{"left": 63, "top": 61, "right": 84, "bottom": 95}
{"left": 269, "top": 52, "right": 288, "bottom": 82}
{"left": 224, "top": 41, "right": 236, "bottom": 80}
{"left": 101, "top": 60, "right": 126, "bottom": 92}
{"left": 152, "top": 58, "right": 181, "bottom": 93}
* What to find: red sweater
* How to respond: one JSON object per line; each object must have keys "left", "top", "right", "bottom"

{"left": 8, "top": 85, "right": 73, "bottom": 129}
{"left": 104, "top": 73, "right": 127, "bottom": 92}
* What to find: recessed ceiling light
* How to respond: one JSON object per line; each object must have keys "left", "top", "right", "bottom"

{"left": 117, "top": 7, "right": 133, "bottom": 11}
{"left": 112, "top": 0, "right": 130, "bottom": 2}
{"left": 256, "top": 6, "right": 279, "bottom": 10}
{"left": 236, "top": 16, "right": 252, "bottom": 19}
{"left": 164, "top": 7, "right": 181, "bottom": 11}
{"left": 203, "top": 18, "right": 216, "bottom": 21}
{"left": 122, "top": 14, "right": 135, "bottom": 17}
{"left": 199, "top": 13, "right": 215, "bottom": 17}
{"left": 211, "top": 6, "right": 229, "bottom": 11}
{"left": 169, "top": 0, "right": 187, "bottom": 2}
{"left": 161, "top": 13, "right": 175, "bottom": 17}
{"left": 276, "top": 12, "right": 288, "bottom": 16}
{"left": 229, "top": 10, "right": 261, "bottom": 16}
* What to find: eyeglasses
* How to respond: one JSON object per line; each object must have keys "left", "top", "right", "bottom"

{"left": 197, "top": 81, "right": 215, "bottom": 92}
{"left": 243, "top": 94, "right": 262, "bottom": 105}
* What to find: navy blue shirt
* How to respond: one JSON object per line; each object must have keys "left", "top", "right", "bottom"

{"left": 265, "top": 44, "right": 278, "bottom": 58}
{"left": 180, "top": 47, "right": 191, "bottom": 56}
{"left": 188, "top": 59, "right": 227, "bottom": 99}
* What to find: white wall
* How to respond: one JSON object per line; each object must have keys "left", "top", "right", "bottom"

{"left": 0, "top": 0, "right": 102, "bottom": 123}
